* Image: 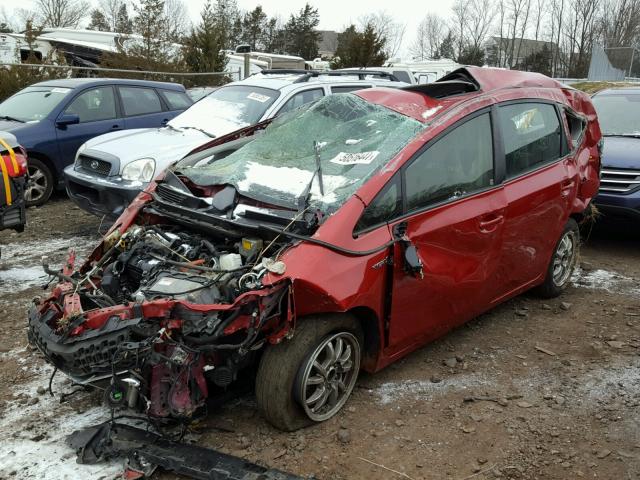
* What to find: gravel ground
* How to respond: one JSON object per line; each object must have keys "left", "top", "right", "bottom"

{"left": 1, "top": 196, "right": 639, "bottom": 480}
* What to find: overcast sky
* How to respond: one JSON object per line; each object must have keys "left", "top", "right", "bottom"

{"left": 1, "top": 0, "right": 458, "bottom": 56}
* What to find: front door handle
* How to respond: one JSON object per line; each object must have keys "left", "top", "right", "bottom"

{"left": 161, "top": 118, "right": 169, "bottom": 126}
{"left": 479, "top": 214, "right": 504, "bottom": 232}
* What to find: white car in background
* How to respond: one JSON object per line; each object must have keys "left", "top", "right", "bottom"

{"left": 64, "top": 69, "right": 407, "bottom": 219}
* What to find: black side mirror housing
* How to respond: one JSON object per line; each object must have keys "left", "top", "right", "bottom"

{"left": 56, "top": 113, "right": 80, "bottom": 128}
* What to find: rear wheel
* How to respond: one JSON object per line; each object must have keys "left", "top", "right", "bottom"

{"left": 255, "top": 314, "right": 362, "bottom": 431}
{"left": 25, "top": 158, "right": 53, "bottom": 206}
{"left": 535, "top": 218, "right": 580, "bottom": 298}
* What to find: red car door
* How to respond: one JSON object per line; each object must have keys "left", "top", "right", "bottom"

{"left": 384, "top": 110, "right": 508, "bottom": 353}
{"left": 490, "top": 101, "right": 572, "bottom": 302}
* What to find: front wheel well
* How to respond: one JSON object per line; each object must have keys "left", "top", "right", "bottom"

{"left": 27, "top": 151, "right": 58, "bottom": 183}
{"left": 347, "top": 306, "right": 381, "bottom": 370}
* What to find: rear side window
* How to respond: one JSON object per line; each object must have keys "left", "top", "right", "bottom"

{"left": 64, "top": 87, "right": 116, "bottom": 123}
{"left": 161, "top": 90, "right": 191, "bottom": 110}
{"left": 405, "top": 112, "right": 494, "bottom": 212}
{"left": 119, "top": 86, "right": 163, "bottom": 116}
{"left": 498, "top": 103, "right": 562, "bottom": 178}
{"left": 278, "top": 88, "right": 324, "bottom": 115}
{"left": 565, "top": 109, "right": 586, "bottom": 149}
{"left": 331, "top": 85, "right": 370, "bottom": 94}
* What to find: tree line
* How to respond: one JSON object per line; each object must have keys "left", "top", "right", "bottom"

{"left": 2, "top": 0, "right": 639, "bottom": 78}
{"left": 412, "top": 0, "right": 640, "bottom": 77}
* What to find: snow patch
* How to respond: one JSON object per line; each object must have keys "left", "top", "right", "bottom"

{"left": 372, "top": 373, "right": 491, "bottom": 404}
{"left": 422, "top": 106, "right": 443, "bottom": 119}
{"left": 0, "top": 359, "right": 120, "bottom": 479}
{"left": 236, "top": 161, "right": 353, "bottom": 204}
{"left": 572, "top": 268, "right": 640, "bottom": 296}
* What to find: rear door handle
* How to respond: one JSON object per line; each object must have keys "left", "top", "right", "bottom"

{"left": 479, "top": 214, "right": 504, "bottom": 232}
{"left": 561, "top": 180, "right": 575, "bottom": 197}
{"left": 111, "top": 124, "right": 121, "bottom": 130}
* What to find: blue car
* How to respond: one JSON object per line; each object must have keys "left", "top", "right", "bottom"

{"left": 0, "top": 78, "right": 192, "bottom": 206}
{"left": 591, "top": 88, "right": 640, "bottom": 221}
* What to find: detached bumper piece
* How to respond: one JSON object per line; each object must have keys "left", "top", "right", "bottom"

{"left": 67, "top": 422, "right": 303, "bottom": 480}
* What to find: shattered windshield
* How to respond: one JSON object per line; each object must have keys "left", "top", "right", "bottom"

{"left": 178, "top": 94, "right": 424, "bottom": 211}
{"left": 168, "top": 85, "right": 280, "bottom": 137}
{"left": 592, "top": 93, "right": 640, "bottom": 136}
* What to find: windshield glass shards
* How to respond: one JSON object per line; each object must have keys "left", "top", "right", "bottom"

{"left": 178, "top": 94, "right": 424, "bottom": 212}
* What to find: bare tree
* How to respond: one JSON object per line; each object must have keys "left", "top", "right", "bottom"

{"left": 599, "top": 0, "right": 640, "bottom": 47}
{"left": 164, "top": 0, "right": 190, "bottom": 42}
{"left": 411, "top": 13, "right": 445, "bottom": 60}
{"left": 359, "top": 11, "right": 406, "bottom": 58}
{"left": 466, "top": 0, "right": 496, "bottom": 50}
{"left": 451, "top": 0, "right": 471, "bottom": 58}
{"left": 33, "top": 0, "right": 90, "bottom": 28}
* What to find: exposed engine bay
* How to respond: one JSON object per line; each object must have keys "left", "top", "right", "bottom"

{"left": 28, "top": 220, "right": 292, "bottom": 421}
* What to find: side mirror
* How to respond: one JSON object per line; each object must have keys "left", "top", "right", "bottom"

{"left": 393, "top": 221, "right": 424, "bottom": 279}
{"left": 56, "top": 113, "right": 80, "bottom": 128}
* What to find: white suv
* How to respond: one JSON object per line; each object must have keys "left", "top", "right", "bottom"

{"left": 64, "top": 70, "right": 407, "bottom": 219}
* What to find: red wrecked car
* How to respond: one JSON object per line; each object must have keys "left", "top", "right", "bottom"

{"left": 29, "top": 67, "right": 601, "bottom": 431}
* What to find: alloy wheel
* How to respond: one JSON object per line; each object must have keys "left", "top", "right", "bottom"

{"left": 552, "top": 230, "right": 577, "bottom": 287}
{"left": 25, "top": 165, "right": 48, "bottom": 204}
{"left": 296, "top": 332, "right": 360, "bottom": 422}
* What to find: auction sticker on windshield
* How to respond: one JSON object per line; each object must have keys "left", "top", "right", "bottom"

{"left": 330, "top": 151, "right": 380, "bottom": 165}
{"left": 247, "top": 92, "right": 271, "bottom": 103}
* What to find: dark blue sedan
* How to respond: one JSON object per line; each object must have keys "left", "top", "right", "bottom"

{"left": 591, "top": 88, "right": 640, "bottom": 222}
{"left": 0, "top": 78, "right": 192, "bottom": 206}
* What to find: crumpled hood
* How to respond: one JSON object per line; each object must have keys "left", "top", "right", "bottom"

{"left": 601, "top": 136, "right": 640, "bottom": 170}
{"left": 82, "top": 127, "right": 210, "bottom": 173}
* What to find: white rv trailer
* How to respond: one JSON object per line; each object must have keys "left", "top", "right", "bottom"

{"left": 383, "top": 58, "right": 462, "bottom": 83}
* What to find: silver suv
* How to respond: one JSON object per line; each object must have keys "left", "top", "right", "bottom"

{"left": 64, "top": 70, "right": 406, "bottom": 219}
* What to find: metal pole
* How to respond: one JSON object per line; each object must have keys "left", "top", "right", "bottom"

{"left": 243, "top": 53, "right": 250, "bottom": 79}
{"left": 0, "top": 62, "right": 229, "bottom": 77}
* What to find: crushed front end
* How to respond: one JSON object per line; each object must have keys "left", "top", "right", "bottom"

{"left": 28, "top": 220, "right": 292, "bottom": 420}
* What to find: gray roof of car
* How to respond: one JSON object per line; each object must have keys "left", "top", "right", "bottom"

{"left": 232, "top": 71, "right": 408, "bottom": 92}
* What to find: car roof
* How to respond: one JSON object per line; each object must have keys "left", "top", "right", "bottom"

{"left": 233, "top": 70, "right": 407, "bottom": 92}
{"left": 31, "top": 77, "right": 185, "bottom": 91}
{"left": 356, "top": 66, "right": 573, "bottom": 123}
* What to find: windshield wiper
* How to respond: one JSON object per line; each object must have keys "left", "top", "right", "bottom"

{"left": 0, "top": 115, "right": 25, "bottom": 123}
{"left": 297, "top": 141, "right": 325, "bottom": 210}
{"left": 180, "top": 126, "right": 216, "bottom": 138}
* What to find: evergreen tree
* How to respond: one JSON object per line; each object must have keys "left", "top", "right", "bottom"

{"left": 283, "top": 3, "right": 320, "bottom": 59}
{"left": 331, "top": 23, "right": 387, "bottom": 68}
{"left": 130, "top": 0, "right": 171, "bottom": 63}
{"left": 436, "top": 31, "right": 456, "bottom": 60}
{"left": 183, "top": 0, "right": 228, "bottom": 75}
{"left": 457, "top": 44, "right": 485, "bottom": 66}
{"left": 241, "top": 6, "right": 267, "bottom": 50}
{"left": 115, "top": 4, "right": 133, "bottom": 33}
{"left": 262, "top": 17, "right": 285, "bottom": 53}
{"left": 87, "top": 9, "right": 110, "bottom": 31}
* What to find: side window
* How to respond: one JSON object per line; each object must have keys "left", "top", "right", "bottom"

{"left": 405, "top": 112, "right": 494, "bottom": 213}
{"left": 392, "top": 70, "right": 413, "bottom": 83}
{"left": 331, "top": 85, "right": 370, "bottom": 94}
{"left": 64, "top": 87, "right": 116, "bottom": 123}
{"left": 118, "top": 86, "right": 163, "bottom": 116}
{"left": 278, "top": 88, "right": 324, "bottom": 115}
{"left": 355, "top": 175, "right": 402, "bottom": 233}
{"left": 161, "top": 90, "right": 192, "bottom": 110}
{"left": 498, "top": 102, "right": 562, "bottom": 178}
{"left": 565, "top": 109, "right": 586, "bottom": 150}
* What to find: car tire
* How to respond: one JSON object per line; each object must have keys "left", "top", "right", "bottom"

{"left": 255, "top": 313, "right": 363, "bottom": 432}
{"left": 535, "top": 218, "right": 580, "bottom": 298}
{"left": 25, "top": 158, "right": 53, "bottom": 207}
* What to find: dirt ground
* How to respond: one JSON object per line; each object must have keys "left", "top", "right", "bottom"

{"left": 1, "top": 195, "right": 639, "bottom": 480}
